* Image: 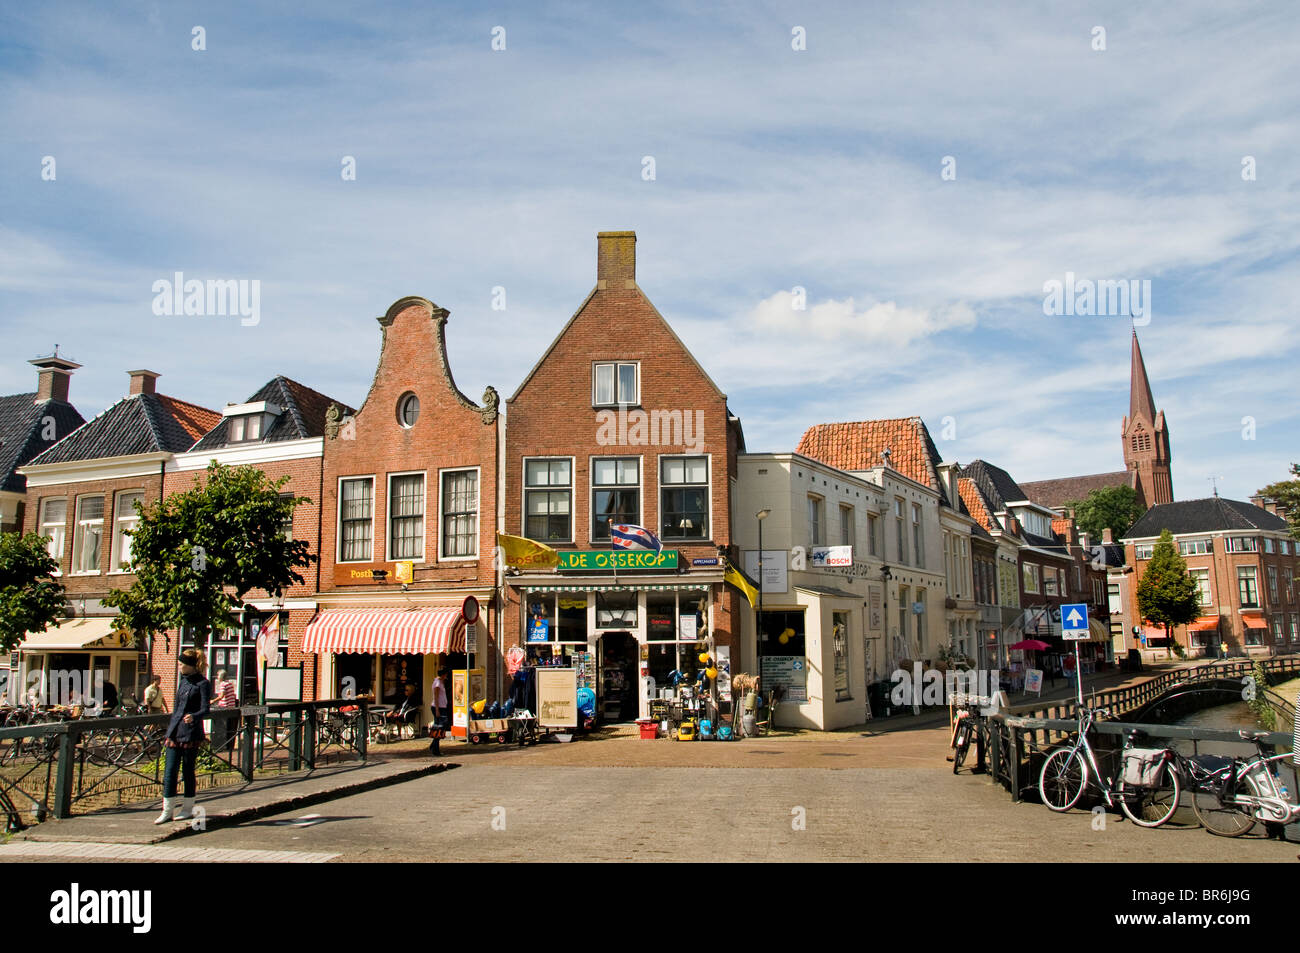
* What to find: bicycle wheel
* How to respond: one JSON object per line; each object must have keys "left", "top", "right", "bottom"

{"left": 1039, "top": 747, "right": 1087, "bottom": 811}
{"left": 1118, "top": 760, "right": 1181, "bottom": 828}
{"left": 1191, "top": 774, "right": 1257, "bottom": 837}
{"left": 953, "top": 721, "right": 973, "bottom": 774}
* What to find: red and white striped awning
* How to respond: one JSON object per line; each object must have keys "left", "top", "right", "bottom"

{"left": 303, "top": 607, "right": 466, "bottom": 655}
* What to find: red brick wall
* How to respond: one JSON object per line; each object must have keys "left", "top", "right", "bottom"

{"left": 503, "top": 242, "right": 739, "bottom": 664}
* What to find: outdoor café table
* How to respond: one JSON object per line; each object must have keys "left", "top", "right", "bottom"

{"left": 368, "top": 705, "right": 394, "bottom": 741}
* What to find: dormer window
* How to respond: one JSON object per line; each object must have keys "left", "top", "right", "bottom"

{"left": 221, "top": 400, "right": 281, "bottom": 444}
{"left": 229, "top": 414, "right": 261, "bottom": 442}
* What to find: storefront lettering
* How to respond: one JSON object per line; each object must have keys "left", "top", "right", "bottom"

{"left": 557, "top": 550, "right": 678, "bottom": 571}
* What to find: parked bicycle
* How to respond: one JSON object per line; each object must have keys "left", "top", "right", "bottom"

{"left": 1038, "top": 706, "right": 1181, "bottom": 828}
{"left": 1189, "top": 729, "right": 1298, "bottom": 837}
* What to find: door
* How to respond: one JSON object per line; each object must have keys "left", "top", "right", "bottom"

{"left": 598, "top": 632, "right": 636, "bottom": 722}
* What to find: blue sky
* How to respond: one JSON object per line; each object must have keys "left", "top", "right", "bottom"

{"left": 2, "top": 1, "right": 1297, "bottom": 501}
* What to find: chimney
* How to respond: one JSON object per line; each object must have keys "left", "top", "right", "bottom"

{"left": 597, "top": 231, "right": 636, "bottom": 288}
{"left": 936, "top": 461, "right": 959, "bottom": 506}
{"left": 29, "top": 352, "right": 80, "bottom": 404}
{"left": 1102, "top": 527, "right": 1114, "bottom": 544}
{"left": 128, "top": 369, "right": 160, "bottom": 396}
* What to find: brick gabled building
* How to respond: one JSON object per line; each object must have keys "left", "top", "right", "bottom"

{"left": 16, "top": 370, "right": 219, "bottom": 704}
{"left": 0, "top": 353, "right": 85, "bottom": 534}
{"left": 162, "top": 375, "right": 354, "bottom": 707}
{"left": 503, "top": 231, "right": 745, "bottom": 723}
{"left": 306, "top": 297, "right": 501, "bottom": 730}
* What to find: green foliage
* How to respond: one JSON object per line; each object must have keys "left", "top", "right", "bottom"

{"left": 1069, "top": 484, "right": 1146, "bottom": 541}
{"left": 104, "top": 462, "right": 315, "bottom": 642}
{"left": 0, "top": 532, "right": 68, "bottom": 653}
{"left": 1257, "top": 464, "right": 1300, "bottom": 542}
{"left": 1247, "top": 662, "right": 1277, "bottom": 732}
{"left": 1135, "top": 529, "right": 1200, "bottom": 657}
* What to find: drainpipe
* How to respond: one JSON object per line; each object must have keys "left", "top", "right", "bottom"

{"left": 495, "top": 402, "right": 506, "bottom": 704}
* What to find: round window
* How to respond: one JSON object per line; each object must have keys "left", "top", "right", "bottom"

{"left": 398, "top": 393, "right": 420, "bottom": 428}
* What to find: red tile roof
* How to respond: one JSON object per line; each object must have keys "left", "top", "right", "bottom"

{"left": 796, "top": 417, "right": 941, "bottom": 492}
{"left": 157, "top": 395, "right": 222, "bottom": 443}
{"left": 957, "top": 477, "right": 996, "bottom": 533}
{"left": 1018, "top": 471, "right": 1132, "bottom": 510}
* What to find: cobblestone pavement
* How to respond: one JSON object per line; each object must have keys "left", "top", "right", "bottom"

{"left": 128, "top": 763, "right": 1297, "bottom": 862}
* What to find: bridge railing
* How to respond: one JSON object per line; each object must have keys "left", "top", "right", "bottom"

{"left": 978, "top": 713, "right": 1297, "bottom": 804}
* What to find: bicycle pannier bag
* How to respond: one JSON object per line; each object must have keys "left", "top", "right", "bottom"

{"left": 1122, "top": 748, "right": 1166, "bottom": 787}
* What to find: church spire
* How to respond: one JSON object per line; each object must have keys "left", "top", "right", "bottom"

{"left": 1130, "top": 329, "right": 1156, "bottom": 422}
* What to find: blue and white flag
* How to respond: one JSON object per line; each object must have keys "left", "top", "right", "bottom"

{"left": 610, "top": 523, "right": 662, "bottom": 553}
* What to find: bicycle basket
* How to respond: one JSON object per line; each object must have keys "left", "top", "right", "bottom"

{"left": 1122, "top": 748, "right": 1167, "bottom": 787}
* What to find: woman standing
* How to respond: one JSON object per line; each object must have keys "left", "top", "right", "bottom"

{"left": 155, "top": 649, "right": 211, "bottom": 825}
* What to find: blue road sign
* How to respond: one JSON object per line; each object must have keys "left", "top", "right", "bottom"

{"left": 1061, "top": 603, "right": 1089, "bottom": 640}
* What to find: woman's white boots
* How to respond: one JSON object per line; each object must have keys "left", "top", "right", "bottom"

{"left": 154, "top": 797, "right": 178, "bottom": 824}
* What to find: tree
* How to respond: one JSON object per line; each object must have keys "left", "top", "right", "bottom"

{"left": 1256, "top": 464, "right": 1300, "bottom": 541}
{"left": 0, "top": 532, "right": 68, "bottom": 653}
{"left": 104, "top": 462, "right": 315, "bottom": 672}
{"left": 1069, "top": 484, "right": 1146, "bottom": 541}
{"left": 1135, "top": 529, "right": 1201, "bottom": 658}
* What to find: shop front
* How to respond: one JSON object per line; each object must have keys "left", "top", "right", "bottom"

{"left": 302, "top": 605, "right": 469, "bottom": 726}
{"left": 11, "top": 619, "right": 144, "bottom": 709}
{"left": 516, "top": 574, "right": 721, "bottom": 725}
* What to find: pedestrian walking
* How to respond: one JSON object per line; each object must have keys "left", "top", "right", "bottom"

{"left": 143, "top": 674, "right": 168, "bottom": 713}
{"left": 429, "top": 668, "right": 451, "bottom": 756}
{"left": 155, "top": 649, "right": 210, "bottom": 825}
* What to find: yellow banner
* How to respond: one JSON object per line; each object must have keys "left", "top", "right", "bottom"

{"left": 496, "top": 533, "right": 560, "bottom": 569}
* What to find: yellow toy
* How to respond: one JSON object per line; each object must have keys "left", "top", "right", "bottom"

{"left": 677, "top": 719, "right": 697, "bottom": 741}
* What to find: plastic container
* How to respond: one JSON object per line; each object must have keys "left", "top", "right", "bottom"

{"left": 637, "top": 719, "right": 659, "bottom": 740}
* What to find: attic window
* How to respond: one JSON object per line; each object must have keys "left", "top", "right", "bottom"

{"left": 229, "top": 414, "right": 261, "bottom": 442}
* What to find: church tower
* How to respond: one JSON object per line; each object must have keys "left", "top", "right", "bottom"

{"left": 1121, "top": 330, "right": 1172, "bottom": 507}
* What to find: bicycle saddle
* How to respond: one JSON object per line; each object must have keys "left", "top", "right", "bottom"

{"left": 1238, "top": 730, "right": 1269, "bottom": 741}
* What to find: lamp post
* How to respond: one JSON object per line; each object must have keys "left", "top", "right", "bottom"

{"left": 756, "top": 509, "right": 770, "bottom": 671}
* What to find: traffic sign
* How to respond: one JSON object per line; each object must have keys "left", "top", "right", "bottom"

{"left": 1061, "top": 603, "right": 1089, "bottom": 641}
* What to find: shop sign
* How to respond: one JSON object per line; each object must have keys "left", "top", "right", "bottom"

{"left": 527, "top": 617, "right": 550, "bottom": 643}
{"left": 811, "top": 545, "right": 853, "bottom": 568}
{"left": 466, "top": 621, "right": 478, "bottom": 654}
{"left": 743, "top": 550, "right": 788, "bottom": 594}
{"left": 557, "top": 550, "right": 678, "bottom": 571}
{"left": 761, "top": 655, "right": 807, "bottom": 702}
{"left": 395, "top": 560, "right": 414, "bottom": 584}
{"left": 333, "top": 562, "right": 396, "bottom": 585}
{"left": 691, "top": 557, "right": 720, "bottom": 567}
{"left": 679, "top": 614, "right": 698, "bottom": 642}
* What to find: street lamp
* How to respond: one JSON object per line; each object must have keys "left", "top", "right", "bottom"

{"left": 756, "top": 509, "right": 770, "bottom": 667}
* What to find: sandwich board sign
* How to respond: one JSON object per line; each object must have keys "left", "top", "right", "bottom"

{"left": 1061, "top": 603, "right": 1089, "bottom": 641}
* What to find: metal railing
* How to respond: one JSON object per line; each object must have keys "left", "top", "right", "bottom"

{"left": 0, "top": 699, "right": 369, "bottom": 829}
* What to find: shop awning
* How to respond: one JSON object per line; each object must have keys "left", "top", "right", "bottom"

{"left": 1086, "top": 618, "right": 1112, "bottom": 643}
{"left": 1242, "top": 615, "right": 1267, "bottom": 630}
{"left": 521, "top": 583, "right": 709, "bottom": 592}
{"left": 20, "top": 618, "right": 127, "bottom": 651}
{"left": 1189, "top": 616, "right": 1220, "bottom": 632}
{"left": 302, "top": 608, "right": 466, "bottom": 655}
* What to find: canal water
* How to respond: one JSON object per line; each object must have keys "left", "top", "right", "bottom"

{"left": 1169, "top": 676, "right": 1300, "bottom": 758}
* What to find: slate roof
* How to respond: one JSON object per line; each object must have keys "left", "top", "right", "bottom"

{"left": 28, "top": 393, "right": 220, "bottom": 465}
{"left": 959, "top": 460, "right": 1030, "bottom": 512}
{"left": 1098, "top": 543, "right": 1127, "bottom": 568}
{"left": 1019, "top": 471, "right": 1133, "bottom": 511}
{"left": 190, "top": 376, "right": 354, "bottom": 452}
{"left": 796, "top": 417, "right": 951, "bottom": 505}
{"left": 0, "top": 393, "right": 85, "bottom": 492}
{"left": 1125, "top": 497, "right": 1289, "bottom": 539}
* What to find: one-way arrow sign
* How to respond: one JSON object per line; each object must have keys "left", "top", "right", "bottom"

{"left": 1061, "top": 602, "right": 1089, "bottom": 641}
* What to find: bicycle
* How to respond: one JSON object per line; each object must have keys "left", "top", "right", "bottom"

{"left": 1190, "top": 729, "right": 1299, "bottom": 837}
{"left": 1038, "top": 706, "right": 1181, "bottom": 828}
{"left": 951, "top": 708, "right": 982, "bottom": 774}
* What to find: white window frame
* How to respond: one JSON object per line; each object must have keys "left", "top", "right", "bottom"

{"left": 911, "top": 502, "right": 924, "bottom": 569}
{"left": 658, "top": 453, "right": 711, "bottom": 541}
{"left": 866, "top": 512, "right": 879, "bottom": 557}
{"left": 808, "top": 494, "right": 825, "bottom": 547}
{"left": 72, "top": 495, "right": 105, "bottom": 575}
{"left": 1134, "top": 544, "right": 1154, "bottom": 560}
{"left": 438, "top": 466, "right": 481, "bottom": 562}
{"left": 592, "top": 361, "right": 640, "bottom": 407}
{"left": 522, "top": 456, "right": 575, "bottom": 544}
{"left": 590, "top": 455, "right": 643, "bottom": 543}
{"left": 337, "top": 475, "right": 375, "bottom": 563}
{"left": 895, "top": 499, "right": 907, "bottom": 566}
{"left": 386, "top": 470, "right": 427, "bottom": 563}
{"left": 1189, "top": 567, "right": 1212, "bottom": 607}
{"left": 39, "top": 497, "right": 67, "bottom": 573}
{"left": 110, "top": 489, "right": 144, "bottom": 574}
{"left": 1022, "top": 562, "right": 1039, "bottom": 595}
{"left": 839, "top": 504, "right": 854, "bottom": 548}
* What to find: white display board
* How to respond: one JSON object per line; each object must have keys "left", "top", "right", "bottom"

{"left": 743, "top": 550, "right": 789, "bottom": 594}
{"left": 536, "top": 667, "right": 578, "bottom": 729}
{"left": 263, "top": 666, "right": 303, "bottom": 703}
